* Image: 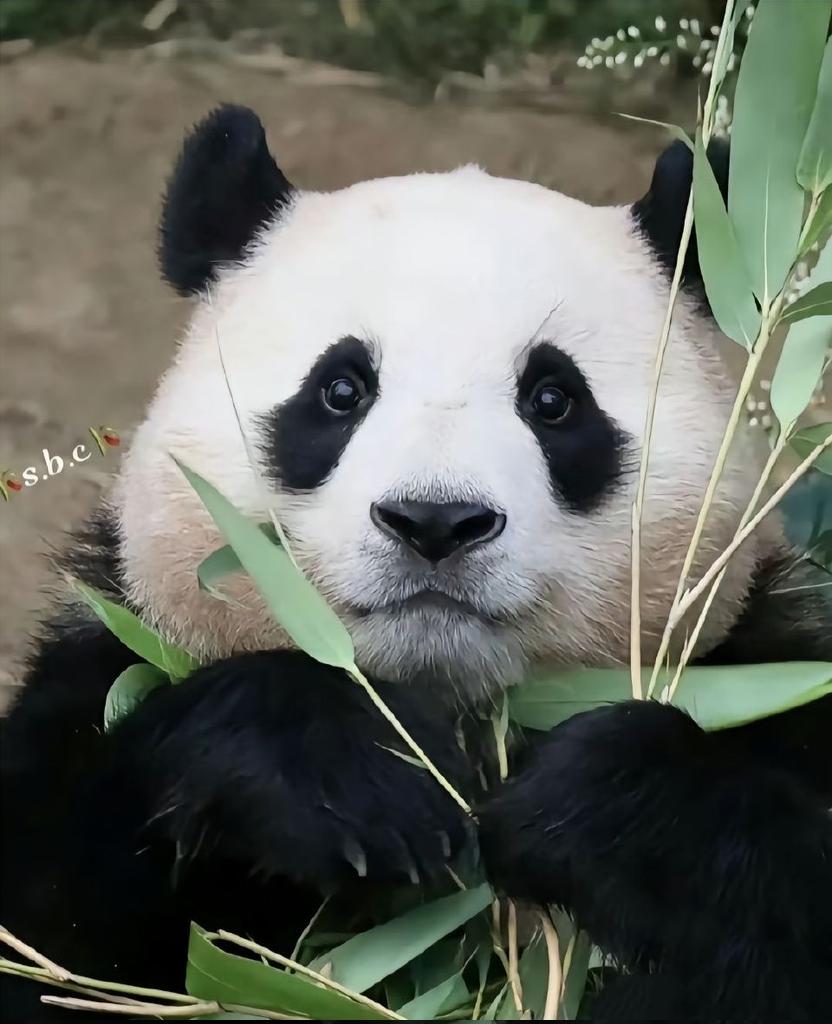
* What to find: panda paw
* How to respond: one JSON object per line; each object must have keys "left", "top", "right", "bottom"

{"left": 116, "top": 650, "right": 474, "bottom": 888}
{"left": 477, "top": 700, "right": 832, "bottom": 1017}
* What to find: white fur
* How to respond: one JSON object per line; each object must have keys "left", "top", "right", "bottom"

{"left": 115, "top": 166, "right": 774, "bottom": 699}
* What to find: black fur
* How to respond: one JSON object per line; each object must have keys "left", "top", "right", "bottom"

{"left": 259, "top": 336, "right": 379, "bottom": 490}
{"left": 516, "top": 342, "right": 629, "bottom": 512}
{"left": 632, "top": 137, "right": 730, "bottom": 287}
{"left": 159, "top": 105, "right": 293, "bottom": 295}
{"left": 1, "top": 610, "right": 472, "bottom": 1021}
{"left": 3, "top": 507, "right": 830, "bottom": 1022}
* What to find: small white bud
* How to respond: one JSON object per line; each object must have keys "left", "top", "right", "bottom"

{"left": 660, "top": 52, "right": 671, "bottom": 66}
{"left": 676, "top": 34, "right": 687, "bottom": 49}
{"left": 605, "top": 55, "right": 615, "bottom": 68}
{"left": 679, "top": 18, "right": 689, "bottom": 30}
{"left": 616, "top": 29, "right": 626, "bottom": 42}
{"left": 627, "top": 26, "right": 640, "bottom": 38}
{"left": 655, "top": 16, "right": 667, "bottom": 32}
{"left": 690, "top": 19, "right": 701, "bottom": 35}
{"left": 647, "top": 45, "right": 659, "bottom": 57}
{"left": 634, "top": 52, "right": 645, "bottom": 68}
{"left": 615, "top": 51, "right": 627, "bottom": 64}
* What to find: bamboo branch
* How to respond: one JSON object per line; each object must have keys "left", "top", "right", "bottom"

{"left": 539, "top": 911, "right": 562, "bottom": 1021}
{"left": 630, "top": 0, "right": 738, "bottom": 699}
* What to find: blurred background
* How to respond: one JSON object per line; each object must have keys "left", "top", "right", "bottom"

{"left": 0, "top": 0, "right": 822, "bottom": 703}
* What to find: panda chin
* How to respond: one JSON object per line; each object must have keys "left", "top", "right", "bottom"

{"left": 347, "top": 602, "right": 529, "bottom": 701}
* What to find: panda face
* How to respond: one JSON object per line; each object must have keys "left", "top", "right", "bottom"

{"left": 118, "top": 162, "right": 769, "bottom": 698}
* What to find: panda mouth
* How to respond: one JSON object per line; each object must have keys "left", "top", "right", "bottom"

{"left": 355, "top": 589, "right": 504, "bottom": 623}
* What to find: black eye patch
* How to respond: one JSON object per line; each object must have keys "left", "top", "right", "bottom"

{"left": 258, "top": 336, "right": 378, "bottom": 491}
{"left": 516, "top": 343, "right": 629, "bottom": 513}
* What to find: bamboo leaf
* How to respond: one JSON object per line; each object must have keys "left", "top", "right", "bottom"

{"left": 397, "top": 971, "right": 469, "bottom": 1019}
{"left": 615, "top": 114, "right": 693, "bottom": 151}
{"left": 801, "top": 189, "right": 832, "bottom": 256}
{"left": 508, "top": 662, "right": 832, "bottom": 733}
{"left": 73, "top": 581, "right": 198, "bottom": 680}
{"left": 780, "top": 283, "right": 832, "bottom": 325}
{"left": 103, "top": 663, "right": 169, "bottom": 733}
{"left": 197, "top": 524, "right": 280, "bottom": 600}
{"left": 797, "top": 39, "right": 832, "bottom": 194}
{"left": 186, "top": 924, "right": 386, "bottom": 1020}
{"left": 791, "top": 423, "right": 832, "bottom": 476}
{"left": 309, "top": 884, "right": 492, "bottom": 994}
{"left": 770, "top": 315, "right": 832, "bottom": 427}
{"left": 728, "top": 0, "right": 831, "bottom": 300}
{"left": 173, "top": 458, "right": 355, "bottom": 670}
{"left": 561, "top": 931, "right": 592, "bottom": 1021}
{"left": 693, "top": 130, "right": 761, "bottom": 347}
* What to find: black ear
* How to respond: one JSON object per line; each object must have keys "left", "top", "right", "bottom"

{"left": 159, "top": 105, "right": 293, "bottom": 296}
{"left": 632, "top": 137, "right": 729, "bottom": 284}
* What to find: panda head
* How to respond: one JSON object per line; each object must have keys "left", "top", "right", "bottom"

{"left": 115, "top": 105, "right": 773, "bottom": 699}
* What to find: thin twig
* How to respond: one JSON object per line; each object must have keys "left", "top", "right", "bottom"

{"left": 663, "top": 432, "right": 786, "bottom": 700}
{"left": 40, "top": 995, "right": 222, "bottom": 1017}
{"left": 214, "top": 929, "right": 404, "bottom": 1021}
{"left": 0, "top": 926, "right": 69, "bottom": 981}
{"left": 630, "top": 0, "right": 737, "bottom": 700}
{"left": 507, "top": 901, "right": 523, "bottom": 1013}
{"left": 0, "top": 947, "right": 199, "bottom": 1004}
{"left": 289, "top": 894, "right": 331, "bottom": 964}
{"left": 0, "top": 966, "right": 143, "bottom": 1006}
{"left": 646, "top": 329, "right": 775, "bottom": 697}
{"left": 349, "top": 665, "right": 472, "bottom": 815}
{"left": 674, "top": 430, "right": 832, "bottom": 625}
{"left": 539, "top": 911, "right": 562, "bottom": 1021}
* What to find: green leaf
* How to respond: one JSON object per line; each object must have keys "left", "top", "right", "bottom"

{"left": 482, "top": 984, "right": 509, "bottom": 1021}
{"left": 770, "top": 314, "right": 832, "bottom": 427}
{"left": 801, "top": 189, "right": 832, "bottom": 256}
{"left": 780, "top": 283, "right": 832, "bottom": 324}
{"left": 791, "top": 423, "right": 832, "bottom": 476}
{"left": 186, "top": 924, "right": 387, "bottom": 1020}
{"left": 561, "top": 931, "right": 592, "bottom": 1021}
{"left": 798, "top": 39, "right": 832, "bottom": 193}
{"left": 499, "top": 932, "right": 549, "bottom": 1020}
{"left": 508, "top": 662, "right": 832, "bottom": 733}
{"left": 309, "top": 883, "right": 492, "bottom": 994}
{"left": 615, "top": 114, "right": 693, "bottom": 151}
{"left": 197, "top": 525, "right": 279, "bottom": 601}
{"left": 174, "top": 458, "right": 355, "bottom": 670}
{"left": 398, "top": 971, "right": 469, "bottom": 1019}
{"left": 728, "top": 0, "right": 831, "bottom": 300}
{"left": 73, "top": 582, "right": 198, "bottom": 680}
{"left": 103, "top": 663, "right": 169, "bottom": 732}
{"left": 693, "top": 131, "right": 761, "bottom": 347}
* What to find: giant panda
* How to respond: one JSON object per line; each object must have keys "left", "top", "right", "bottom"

{"left": 1, "top": 105, "right": 830, "bottom": 1022}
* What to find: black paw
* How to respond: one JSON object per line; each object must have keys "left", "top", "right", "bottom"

{"left": 477, "top": 699, "right": 832, "bottom": 1013}
{"left": 116, "top": 651, "right": 474, "bottom": 887}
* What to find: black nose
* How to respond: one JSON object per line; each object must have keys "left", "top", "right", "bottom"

{"left": 371, "top": 500, "right": 506, "bottom": 564}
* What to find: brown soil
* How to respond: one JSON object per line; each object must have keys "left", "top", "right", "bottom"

{"left": 0, "top": 47, "right": 673, "bottom": 705}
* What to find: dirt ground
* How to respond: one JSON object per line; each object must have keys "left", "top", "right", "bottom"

{"left": 0, "top": 47, "right": 679, "bottom": 705}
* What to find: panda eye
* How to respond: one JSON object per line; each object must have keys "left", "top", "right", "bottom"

{"left": 530, "top": 381, "right": 573, "bottom": 425}
{"left": 321, "top": 373, "right": 367, "bottom": 415}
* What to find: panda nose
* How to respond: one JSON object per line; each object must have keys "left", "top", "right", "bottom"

{"left": 370, "top": 500, "right": 506, "bottom": 564}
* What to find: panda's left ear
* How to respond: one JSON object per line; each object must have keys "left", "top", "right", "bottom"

{"left": 159, "top": 105, "right": 294, "bottom": 296}
{"left": 631, "top": 137, "right": 729, "bottom": 284}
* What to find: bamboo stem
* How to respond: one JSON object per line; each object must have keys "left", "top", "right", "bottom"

{"left": 349, "top": 665, "right": 472, "bottom": 815}
{"left": 646, "top": 325, "right": 774, "bottom": 698}
{"left": 630, "top": 0, "right": 738, "bottom": 699}
{"left": 539, "top": 911, "right": 562, "bottom": 1020}
{"left": 671, "top": 430, "right": 832, "bottom": 626}
{"left": 507, "top": 901, "right": 523, "bottom": 1013}
{"left": 663, "top": 432, "right": 786, "bottom": 700}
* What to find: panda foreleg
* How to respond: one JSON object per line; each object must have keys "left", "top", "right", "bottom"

{"left": 1, "top": 643, "right": 471, "bottom": 1019}
{"left": 477, "top": 700, "right": 832, "bottom": 1021}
